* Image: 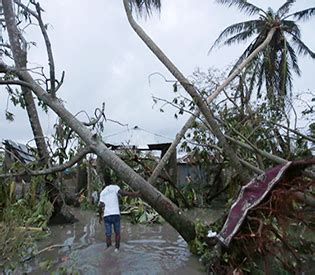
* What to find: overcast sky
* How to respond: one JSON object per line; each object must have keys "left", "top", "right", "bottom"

{"left": 0, "top": 0, "right": 314, "bottom": 147}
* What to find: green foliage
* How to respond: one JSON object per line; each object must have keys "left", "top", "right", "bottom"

{"left": 189, "top": 219, "right": 220, "bottom": 268}
{"left": 180, "top": 180, "right": 197, "bottom": 206}
{"left": 3, "top": 193, "right": 53, "bottom": 228}
{"left": 52, "top": 118, "right": 78, "bottom": 164}
{"left": 121, "top": 197, "right": 163, "bottom": 224}
{"left": 131, "top": 205, "right": 162, "bottom": 224}
{"left": 0, "top": 192, "right": 53, "bottom": 270}
{"left": 38, "top": 259, "right": 53, "bottom": 271}
{"left": 79, "top": 196, "right": 97, "bottom": 211}
{"left": 6, "top": 86, "right": 26, "bottom": 109}
{"left": 0, "top": 223, "right": 37, "bottom": 269}
{"left": 37, "top": 98, "right": 49, "bottom": 113}
{"left": 180, "top": 68, "right": 314, "bottom": 165}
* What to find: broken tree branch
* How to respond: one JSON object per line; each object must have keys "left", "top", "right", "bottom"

{"left": 34, "top": 1, "right": 56, "bottom": 95}
{"left": 0, "top": 146, "right": 92, "bottom": 178}
{"left": 148, "top": 26, "right": 276, "bottom": 184}
{"left": 0, "top": 79, "right": 34, "bottom": 88}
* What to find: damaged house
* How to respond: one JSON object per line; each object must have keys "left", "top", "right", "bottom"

{"left": 2, "top": 139, "right": 37, "bottom": 198}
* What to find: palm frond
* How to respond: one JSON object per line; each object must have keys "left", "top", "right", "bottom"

{"left": 216, "top": 0, "right": 263, "bottom": 16}
{"left": 246, "top": 56, "right": 263, "bottom": 97}
{"left": 256, "top": 58, "right": 265, "bottom": 98}
{"left": 286, "top": 41, "right": 301, "bottom": 76}
{"left": 277, "top": 0, "right": 295, "bottom": 18}
{"left": 290, "top": 34, "right": 315, "bottom": 58}
{"left": 268, "top": 43, "right": 277, "bottom": 78}
{"left": 263, "top": 46, "right": 277, "bottom": 102}
{"left": 286, "top": 64, "right": 293, "bottom": 96}
{"left": 282, "top": 20, "right": 301, "bottom": 38}
{"left": 209, "top": 20, "right": 259, "bottom": 52}
{"left": 285, "top": 7, "right": 315, "bottom": 21}
{"left": 278, "top": 61, "right": 292, "bottom": 99}
{"left": 222, "top": 29, "right": 256, "bottom": 47}
{"left": 129, "top": 0, "right": 161, "bottom": 16}
{"left": 278, "top": 43, "right": 291, "bottom": 97}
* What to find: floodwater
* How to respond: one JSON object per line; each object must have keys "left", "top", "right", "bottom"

{"left": 17, "top": 208, "right": 222, "bottom": 274}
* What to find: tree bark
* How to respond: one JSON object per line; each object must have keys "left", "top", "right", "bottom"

{"left": 3, "top": 0, "right": 75, "bottom": 223}
{"left": 76, "top": 159, "right": 87, "bottom": 193}
{"left": 2, "top": 0, "right": 49, "bottom": 163}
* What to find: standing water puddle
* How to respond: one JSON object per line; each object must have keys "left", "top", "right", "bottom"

{"left": 19, "top": 208, "right": 221, "bottom": 274}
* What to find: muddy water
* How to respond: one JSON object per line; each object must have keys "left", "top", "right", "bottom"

{"left": 20, "top": 208, "right": 222, "bottom": 274}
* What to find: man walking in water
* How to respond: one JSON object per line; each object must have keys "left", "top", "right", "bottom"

{"left": 98, "top": 178, "right": 139, "bottom": 252}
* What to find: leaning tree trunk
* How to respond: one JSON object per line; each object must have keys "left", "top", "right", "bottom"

{"left": 147, "top": 28, "right": 276, "bottom": 184}
{"left": 3, "top": 0, "right": 74, "bottom": 223}
{"left": 1, "top": 0, "right": 196, "bottom": 242}
{"left": 22, "top": 88, "right": 50, "bottom": 163}
{"left": 123, "top": 0, "right": 267, "bottom": 184}
{"left": 3, "top": 1, "right": 48, "bottom": 162}
{"left": 11, "top": 69, "right": 197, "bottom": 242}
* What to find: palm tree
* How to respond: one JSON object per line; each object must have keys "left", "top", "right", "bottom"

{"left": 210, "top": 0, "right": 315, "bottom": 109}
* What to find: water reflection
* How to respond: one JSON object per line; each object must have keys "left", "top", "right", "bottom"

{"left": 24, "top": 209, "right": 208, "bottom": 274}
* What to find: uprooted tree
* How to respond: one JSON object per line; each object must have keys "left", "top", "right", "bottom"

{"left": 0, "top": 1, "right": 314, "bottom": 270}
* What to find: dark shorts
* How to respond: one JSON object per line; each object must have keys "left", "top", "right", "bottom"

{"left": 103, "top": 214, "right": 121, "bottom": 237}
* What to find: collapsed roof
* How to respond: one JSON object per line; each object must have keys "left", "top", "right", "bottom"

{"left": 3, "top": 139, "right": 36, "bottom": 164}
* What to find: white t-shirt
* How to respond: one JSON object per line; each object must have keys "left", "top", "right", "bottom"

{"left": 99, "top": 185, "right": 121, "bottom": 217}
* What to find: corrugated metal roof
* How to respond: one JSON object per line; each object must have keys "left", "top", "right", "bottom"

{"left": 3, "top": 139, "right": 36, "bottom": 163}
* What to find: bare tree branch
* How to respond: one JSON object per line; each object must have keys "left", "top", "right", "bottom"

{"left": 272, "top": 122, "right": 315, "bottom": 143}
{"left": 34, "top": 1, "right": 56, "bottom": 95}
{"left": 55, "top": 71, "right": 65, "bottom": 92}
{"left": 0, "top": 79, "right": 34, "bottom": 88}
{"left": 83, "top": 102, "right": 105, "bottom": 127}
{"left": 14, "top": 0, "right": 39, "bottom": 19}
{"left": 13, "top": 0, "right": 59, "bottom": 95}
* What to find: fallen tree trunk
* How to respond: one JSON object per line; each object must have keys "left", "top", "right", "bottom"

{"left": 0, "top": 60, "right": 196, "bottom": 243}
